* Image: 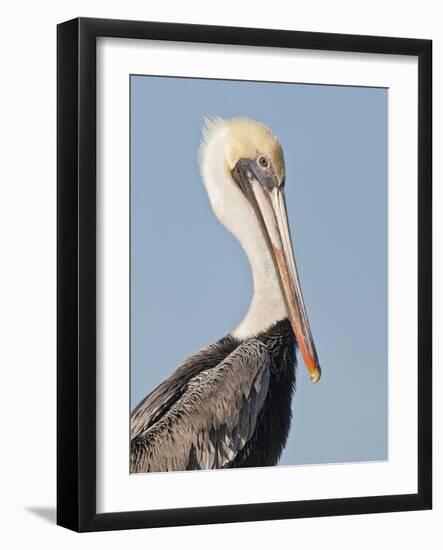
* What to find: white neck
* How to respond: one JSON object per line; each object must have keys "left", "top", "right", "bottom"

{"left": 200, "top": 122, "right": 287, "bottom": 339}
{"left": 231, "top": 229, "right": 287, "bottom": 340}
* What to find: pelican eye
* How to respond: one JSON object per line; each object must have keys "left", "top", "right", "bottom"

{"left": 258, "top": 156, "right": 268, "bottom": 168}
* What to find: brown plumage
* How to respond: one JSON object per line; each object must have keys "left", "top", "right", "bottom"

{"left": 131, "top": 320, "right": 296, "bottom": 472}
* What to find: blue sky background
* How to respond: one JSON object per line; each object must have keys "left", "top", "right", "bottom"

{"left": 130, "top": 75, "right": 388, "bottom": 466}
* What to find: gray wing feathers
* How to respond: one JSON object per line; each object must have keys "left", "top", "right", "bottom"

{"left": 131, "top": 339, "right": 270, "bottom": 472}
{"left": 131, "top": 341, "right": 229, "bottom": 439}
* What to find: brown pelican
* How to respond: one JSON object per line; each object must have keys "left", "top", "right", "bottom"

{"left": 131, "top": 116, "right": 321, "bottom": 472}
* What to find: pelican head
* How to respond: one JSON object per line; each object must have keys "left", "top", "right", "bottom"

{"left": 200, "top": 116, "right": 321, "bottom": 384}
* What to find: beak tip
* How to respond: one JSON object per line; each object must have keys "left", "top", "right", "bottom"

{"left": 310, "top": 367, "right": 321, "bottom": 384}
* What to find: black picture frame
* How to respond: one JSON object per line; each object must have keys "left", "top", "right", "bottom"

{"left": 57, "top": 17, "right": 432, "bottom": 532}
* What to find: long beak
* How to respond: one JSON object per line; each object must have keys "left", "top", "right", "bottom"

{"left": 235, "top": 163, "right": 321, "bottom": 384}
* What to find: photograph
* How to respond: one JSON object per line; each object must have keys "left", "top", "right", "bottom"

{"left": 55, "top": 17, "right": 432, "bottom": 532}
{"left": 0, "top": 1, "right": 437, "bottom": 545}
{"left": 129, "top": 75, "right": 388, "bottom": 473}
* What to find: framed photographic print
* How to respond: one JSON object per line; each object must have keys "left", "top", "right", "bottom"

{"left": 57, "top": 17, "right": 432, "bottom": 532}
